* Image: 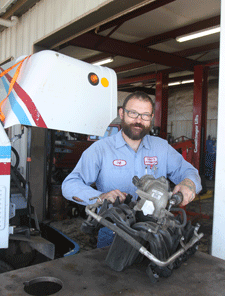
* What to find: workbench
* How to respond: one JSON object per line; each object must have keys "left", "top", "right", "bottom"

{"left": 0, "top": 248, "right": 225, "bottom": 296}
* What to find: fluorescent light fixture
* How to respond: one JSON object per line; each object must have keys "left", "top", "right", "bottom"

{"left": 176, "top": 26, "right": 220, "bottom": 42}
{"left": 168, "top": 79, "right": 194, "bottom": 86}
{"left": 168, "top": 81, "right": 181, "bottom": 86}
{"left": 92, "top": 57, "right": 114, "bottom": 66}
{"left": 181, "top": 79, "right": 194, "bottom": 84}
{"left": 131, "top": 82, "right": 144, "bottom": 87}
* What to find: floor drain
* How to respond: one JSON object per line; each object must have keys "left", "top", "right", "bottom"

{"left": 23, "top": 276, "right": 63, "bottom": 295}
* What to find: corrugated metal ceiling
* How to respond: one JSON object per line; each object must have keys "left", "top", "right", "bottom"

{"left": 0, "top": 0, "right": 221, "bottom": 92}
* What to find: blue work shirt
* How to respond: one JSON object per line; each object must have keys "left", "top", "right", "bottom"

{"left": 62, "top": 131, "right": 202, "bottom": 206}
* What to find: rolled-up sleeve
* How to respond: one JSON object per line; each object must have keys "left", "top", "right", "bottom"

{"left": 62, "top": 143, "right": 104, "bottom": 205}
{"left": 166, "top": 144, "right": 202, "bottom": 193}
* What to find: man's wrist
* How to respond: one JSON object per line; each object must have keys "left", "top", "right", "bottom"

{"left": 180, "top": 178, "right": 196, "bottom": 193}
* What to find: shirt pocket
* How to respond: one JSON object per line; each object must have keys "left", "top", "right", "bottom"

{"left": 97, "top": 166, "right": 131, "bottom": 193}
{"left": 110, "top": 167, "right": 131, "bottom": 186}
{"left": 111, "top": 166, "right": 131, "bottom": 176}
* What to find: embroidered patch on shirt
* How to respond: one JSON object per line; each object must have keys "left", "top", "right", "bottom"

{"left": 144, "top": 156, "right": 158, "bottom": 168}
{"left": 113, "top": 159, "right": 127, "bottom": 167}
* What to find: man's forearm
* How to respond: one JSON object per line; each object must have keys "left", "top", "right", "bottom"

{"left": 179, "top": 178, "right": 196, "bottom": 193}
{"left": 173, "top": 178, "right": 196, "bottom": 206}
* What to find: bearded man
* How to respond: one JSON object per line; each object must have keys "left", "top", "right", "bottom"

{"left": 62, "top": 91, "right": 201, "bottom": 207}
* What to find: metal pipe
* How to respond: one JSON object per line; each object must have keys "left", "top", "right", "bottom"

{"left": 0, "top": 16, "right": 18, "bottom": 27}
{"left": 0, "top": 0, "right": 17, "bottom": 14}
{"left": 86, "top": 205, "right": 204, "bottom": 267}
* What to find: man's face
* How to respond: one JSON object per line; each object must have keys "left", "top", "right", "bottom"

{"left": 119, "top": 98, "right": 154, "bottom": 140}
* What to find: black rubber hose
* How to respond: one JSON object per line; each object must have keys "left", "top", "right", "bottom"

{"left": 11, "top": 146, "right": 20, "bottom": 169}
{"left": 170, "top": 207, "right": 187, "bottom": 228}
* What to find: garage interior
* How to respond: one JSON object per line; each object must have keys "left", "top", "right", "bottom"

{"left": 26, "top": 0, "right": 219, "bottom": 221}
{"left": 0, "top": 0, "right": 223, "bottom": 295}
{"left": 33, "top": 0, "right": 218, "bottom": 253}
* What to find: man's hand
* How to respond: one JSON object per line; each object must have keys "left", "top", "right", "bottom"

{"left": 99, "top": 190, "right": 127, "bottom": 203}
{"left": 173, "top": 178, "right": 196, "bottom": 206}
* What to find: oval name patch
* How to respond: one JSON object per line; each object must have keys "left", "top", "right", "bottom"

{"left": 113, "top": 159, "right": 127, "bottom": 167}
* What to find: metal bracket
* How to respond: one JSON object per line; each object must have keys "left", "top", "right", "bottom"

{"left": 9, "top": 203, "right": 16, "bottom": 219}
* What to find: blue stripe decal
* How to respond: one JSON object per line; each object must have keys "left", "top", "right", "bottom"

{"left": 0, "top": 146, "right": 11, "bottom": 158}
{"left": 1, "top": 76, "right": 31, "bottom": 125}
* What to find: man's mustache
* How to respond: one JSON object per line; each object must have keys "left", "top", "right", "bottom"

{"left": 131, "top": 123, "right": 145, "bottom": 129}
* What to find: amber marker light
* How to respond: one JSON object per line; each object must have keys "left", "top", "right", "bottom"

{"left": 101, "top": 77, "right": 109, "bottom": 87}
{"left": 88, "top": 72, "right": 99, "bottom": 86}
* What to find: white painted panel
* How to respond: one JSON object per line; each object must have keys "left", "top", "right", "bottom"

{"left": 211, "top": 0, "right": 225, "bottom": 260}
{"left": 0, "top": 180, "right": 10, "bottom": 248}
{"left": 169, "top": 118, "right": 217, "bottom": 140}
{"left": 0, "top": 0, "right": 111, "bottom": 61}
{"left": 0, "top": 186, "right": 6, "bottom": 231}
{"left": 168, "top": 83, "right": 218, "bottom": 139}
{"left": 207, "top": 119, "right": 218, "bottom": 139}
{"left": 0, "top": 0, "right": 114, "bottom": 179}
{"left": 1, "top": 50, "right": 117, "bottom": 136}
{"left": 0, "top": 124, "right": 11, "bottom": 248}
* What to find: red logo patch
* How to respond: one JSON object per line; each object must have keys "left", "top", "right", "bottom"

{"left": 144, "top": 156, "right": 158, "bottom": 168}
{"left": 113, "top": 159, "right": 127, "bottom": 167}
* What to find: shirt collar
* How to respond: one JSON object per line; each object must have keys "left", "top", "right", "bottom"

{"left": 141, "top": 134, "right": 151, "bottom": 150}
{"left": 115, "top": 130, "right": 151, "bottom": 150}
{"left": 115, "top": 130, "right": 127, "bottom": 149}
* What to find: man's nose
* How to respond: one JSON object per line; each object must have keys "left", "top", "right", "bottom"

{"left": 135, "top": 114, "right": 142, "bottom": 122}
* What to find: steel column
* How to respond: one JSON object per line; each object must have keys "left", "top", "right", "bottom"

{"left": 192, "top": 65, "right": 209, "bottom": 172}
{"left": 155, "top": 73, "right": 169, "bottom": 139}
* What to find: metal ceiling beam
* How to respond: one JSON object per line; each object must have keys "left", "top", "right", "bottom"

{"left": 84, "top": 41, "right": 219, "bottom": 70}
{"left": 118, "top": 73, "right": 194, "bottom": 87}
{"left": 168, "top": 74, "right": 194, "bottom": 83}
{"left": 162, "top": 58, "right": 219, "bottom": 73}
{"left": 95, "top": 0, "right": 176, "bottom": 33}
{"left": 117, "top": 59, "right": 219, "bottom": 87}
{"left": 84, "top": 53, "right": 113, "bottom": 64}
{"left": 84, "top": 25, "right": 219, "bottom": 68}
{"left": 204, "top": 59, "right": 219, "bottom": 67}
{"left": 118, "top": 71, "right": 218, "bottom": 92}
{"left": 175, "top": 42, "right": 220, "bottom": 57}
{"left": 118, "top": 73, "right": 156, "bottom": 86}
{"left": 0, "top": 0, "right": 39, "bottom": 19}
{"left": 69, "top": 32, "right": 199, "bottom": 71}
{"left": 168, "top": 72, "right": 218, "bottom": 83}
{"left": 113, "top": 42, "right": 219, "bottom": 74}
{"left": 118, "top": 86, "right": 155, "bottom": 96}
{"left": 114, "top": 61, "right": 153, "bottom": 74}
{"left": 136, "top": 15, "right": 220, "bottom": 47}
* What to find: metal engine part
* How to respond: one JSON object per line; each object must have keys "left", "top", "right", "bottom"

{"left": 81, "top": 175, "right": 203, "bottom": 282}
{"left": 133, "top": 175, "right": 170, "bottom": 218}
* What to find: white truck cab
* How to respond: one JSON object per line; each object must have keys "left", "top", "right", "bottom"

{"left": 0, "top": 50, "right": 117, "bottom": 250}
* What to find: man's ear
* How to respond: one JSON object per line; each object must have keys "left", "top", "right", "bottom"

{"left": 119, "top": 107, "right": 124, "bottom": 120}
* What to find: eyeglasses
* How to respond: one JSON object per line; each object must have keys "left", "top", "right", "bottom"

{"left": 124, "top": 109, "right": 152, "bottom": 121}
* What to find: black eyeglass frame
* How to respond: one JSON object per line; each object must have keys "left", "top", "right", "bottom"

{"left": 124, "top": 109, "right": 153, "bottom": 121}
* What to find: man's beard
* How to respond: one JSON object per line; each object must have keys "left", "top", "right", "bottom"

{"left": 121, "top": 120, "right": 151, "bottom": 140}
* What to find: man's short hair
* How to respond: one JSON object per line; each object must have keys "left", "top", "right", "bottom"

{"left": 122, "top": 91, "right": 154, "bottom": 113}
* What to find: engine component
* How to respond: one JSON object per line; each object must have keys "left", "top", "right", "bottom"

{"left": 82, "top": 175, "right": 203, "bottom": 282}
